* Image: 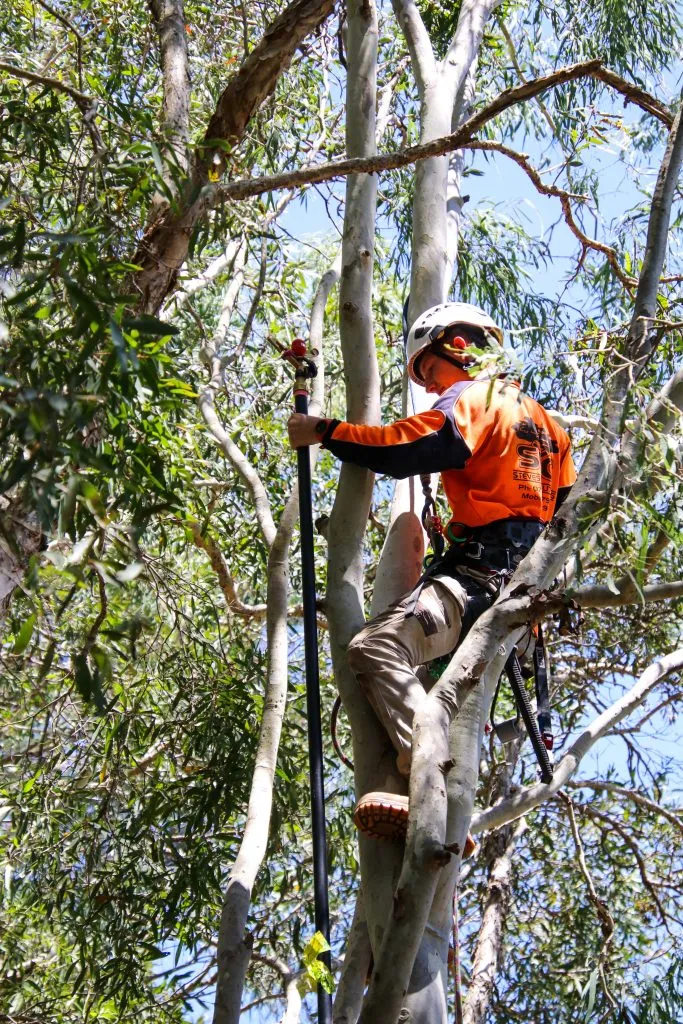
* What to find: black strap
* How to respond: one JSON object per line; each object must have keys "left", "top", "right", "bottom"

{"left": 505, "top": 651, "right": 554, "bottom": 784}
{"left": 533, "top": 623, "right": 553, "bottom": 750}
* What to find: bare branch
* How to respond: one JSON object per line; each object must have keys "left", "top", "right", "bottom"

{"left": 188, "top": 520, "right": 268, "bottom": 618}
{"left": 471, "top": 649, "right": 683, "bottom": 835}
{"left": 468, "top": 139, "right": 637, "bottom": 285}
{"left": 333, "top": 896, "right": 373, "bottom": 1024}
{"left": 0, "top": 61, "right": 92, "bottom": 108}
{"left": 149, "top": 0, "right": 191, "bottom": 174}
{"left": 547, "top": 411, "right": 600, "bottom": 431}
{"left": 560, "top": 794, "right": 618, "bottom": 1010}
{"left": 571, "top": 578, "right": 683, "bottom": 609}
{"left": 250, "top": 953, "right": 303, "bottom": 1024}
{"left": 376, "top": 57, "right": 409, "bottom": 142}
{"left": 217, "top": 60, "right": 671, "bottom": 203}
{"left": 34, "top": 0, "right": 85, "bottom": 89}
{"left": 391, "top": 0, "right": 437, "bottom": 93}
{"left": 578, "top": 801, "right": 671, "bottom": 929}
{"left": 165, "top": 239, "right": 244, "bottom": 312}
{"left": 197, "top": 371, "right": 277, "bottom": 548}
{"left": 568, "top": 779, "right": 683, "bottom": 836}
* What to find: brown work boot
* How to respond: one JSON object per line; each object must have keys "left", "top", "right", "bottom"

{"left": 353, "top": 791, "right": 476, "bottom": 857}
{"left": 353, "top": 792, "right": 409, "bottom": 840}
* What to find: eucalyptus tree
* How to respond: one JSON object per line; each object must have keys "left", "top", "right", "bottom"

{"left": 2, "top": 1, "right": 683, "bottom": 1023}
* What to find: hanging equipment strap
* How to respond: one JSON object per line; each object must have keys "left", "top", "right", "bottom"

{"left": 282, "top": 338, "right": 332, "bottom": 1024}
{"left": 533, "top": 623, "right": 553, "bottom": 751}
{"left": 420, "top": 472, "right": 445, "bottom": 562}
{"left": 504, "top": 651, "right": 553, "bottom": 784}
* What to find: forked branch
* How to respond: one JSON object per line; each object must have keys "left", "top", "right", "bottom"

{"left": 471, "top": 649, "right": 683, "bottom": 835}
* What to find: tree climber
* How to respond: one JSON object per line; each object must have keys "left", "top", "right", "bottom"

{"left": 288, "top": 303, "right": 577, "bottom": 848}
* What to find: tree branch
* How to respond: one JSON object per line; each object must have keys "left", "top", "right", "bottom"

{"left": 568, "top": 779, "right": 683, "bottom": 836}
{"left": 462, "top": 818, "right": 526, "bottom": 1024}
{"left": 197, "top": 373, "right": 277, "bottom": 548}
{"left": 570, "top": 578, "right": 683, "bottom": 609}
{"left": 626, "top": 99, "right": 683, "bottom": 373}
{"left": 34, "top": 0, "right": 85, "bottom": 89}
{"left": 468, "top": 139, "right": 637, "bottom": 286}
{"left": 215, "top": 60, "right": 671, "bottom": 203}
{"left": 390, "top": 0, "right": 437, "bottom": 93}
{"left": 578, "top": 801, "right": 671, "bottom": 929}
{"left": 164, "top": 239, "right": 244, "bottom": 312}
{"left": 0, "top": 60, "right": 105, "bottom": 156}
{"left": 188, "top": 520, "right": 268, "bottom": 617}
{"left": 471, "top": 649, "right": 683, "bottom": 835}
{"left": 132, "top": 0, "right": 337, "bottom": 312}
{"left": 149, "top": 0, "right": 191, "bottom": 175}
{"left": 560, "top": 794, "right": 618, "bottom": 1010}
{"left": 211, "top": 255, "right": 332, "bottom": 1023}
{"left": 0, "top": 61, "right": 93, "bottom": 108}
{"left": 200, "top": 0, "right": 336, "bottom": 179}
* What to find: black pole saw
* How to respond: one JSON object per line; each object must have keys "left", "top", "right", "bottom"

{"left": 282, "top": 338, "right": 332, "bottom": 1024}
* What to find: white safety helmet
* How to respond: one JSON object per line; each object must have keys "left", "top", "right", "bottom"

{"left": 406, "top": 302, "right": 504, "bottom": 384}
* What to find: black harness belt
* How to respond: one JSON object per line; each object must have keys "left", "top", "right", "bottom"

{"left": 418, "top": 519, "right": 554, "bottom": 783}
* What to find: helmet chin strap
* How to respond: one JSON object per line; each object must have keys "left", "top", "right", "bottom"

{"left": 433, "top": 347, "right": 472, "bottom": 373}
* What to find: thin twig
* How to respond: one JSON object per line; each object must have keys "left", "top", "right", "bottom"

{"left": 560, "top": 793, "right": 618, "bottom": 1011}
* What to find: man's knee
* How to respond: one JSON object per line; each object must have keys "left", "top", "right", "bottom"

{"left": 347, "top": 627, "right": 373, "bottom": 678}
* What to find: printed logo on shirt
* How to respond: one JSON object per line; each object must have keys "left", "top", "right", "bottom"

{"left": 512, "top": 417, "right": 561, "bottom": 507}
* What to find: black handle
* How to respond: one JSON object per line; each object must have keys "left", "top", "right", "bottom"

{"left": 294, "top": 386, "right": 332, "bottom": 1024}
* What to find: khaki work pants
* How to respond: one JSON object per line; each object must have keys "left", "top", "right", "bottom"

{"left": 347, "top": 577, "right": 469, "bottom": 777}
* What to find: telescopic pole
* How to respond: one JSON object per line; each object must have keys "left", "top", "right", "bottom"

{"left": 286, "top": 339, "right": 332, "bottom": 1024}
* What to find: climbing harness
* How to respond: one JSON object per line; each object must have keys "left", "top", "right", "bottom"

{"left": 423, "top": 495, "right": 555, "bottom": 783}
{"left": 282, "top": 338, "right": 332, "bottom": 1024}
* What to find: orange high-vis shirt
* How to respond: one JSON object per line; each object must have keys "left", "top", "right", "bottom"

{"left": 322, "top": 377, "right": 577, "bottom": 530}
